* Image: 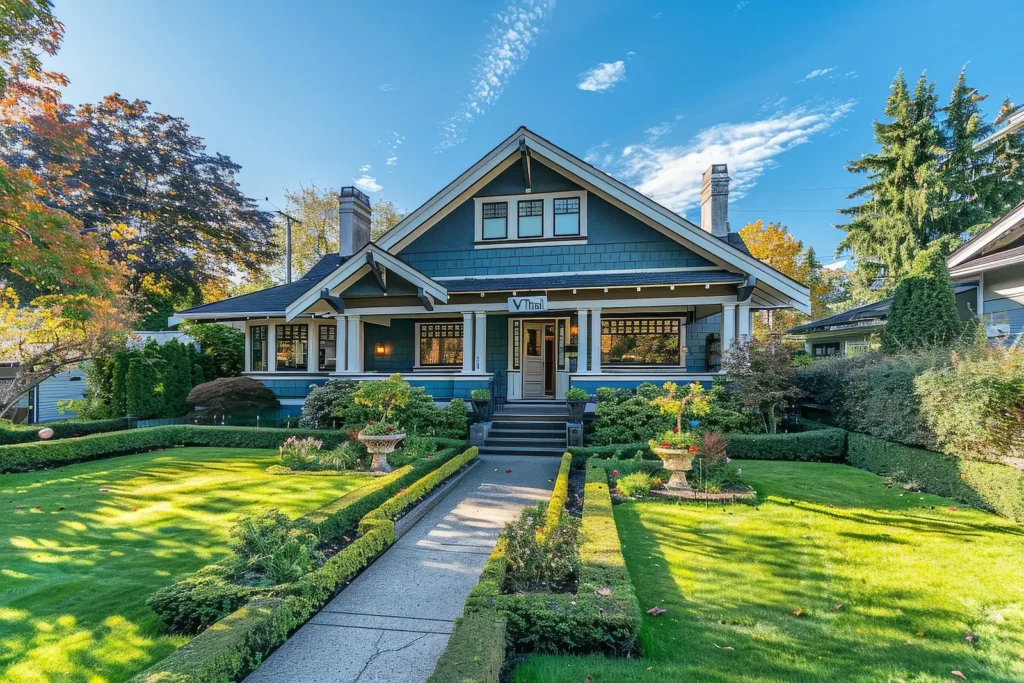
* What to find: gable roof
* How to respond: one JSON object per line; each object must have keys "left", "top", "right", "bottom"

{"left": 376, "top": 126, "right": 810, "bottom": 313}
{"left": 947, "top": 200, "right": 1024, "bottom": 270}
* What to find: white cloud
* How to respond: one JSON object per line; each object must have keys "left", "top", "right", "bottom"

{"left": 626, "top": 50, "right": 636, "bottom": 58}
{"left": 577, "top": 60, "right": 627, "bottom": 93}
{"left": 844, "top": 71, "right": 859, "bottom": 79}
{"left": 378, "top": 83, "right": 398, "bottom": 92}
{"left": 735, "top": 1, "right": 749, "bottom": 10}
{"left": 438, "top": 0, "right": 556, "bottom": 150}
{"left": 645, "top": 122, "right": 673, "bottom": 138}
{"left": 798, "top": 66, "right": 837, "bottom": 82}
{"left": 358, "top": 164, "right": 372, "bottom": 173}
{"left": 386, "top": 155, "right": 398, "bottom": 166}
{"left": 584, "top": 140, "right": 614, "bottom": 168}
{"left": 354, "top": 175, "right": 383, "bottom": 193}
{"left": 615, "top": 100, "right": 855, "bottom": 213}
{"left": 652, "top": 12, "right": 662, "bottom": 19}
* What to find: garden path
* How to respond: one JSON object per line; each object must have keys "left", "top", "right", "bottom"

{"left": 244, "top": 454, "right": 560, "bottom": 683}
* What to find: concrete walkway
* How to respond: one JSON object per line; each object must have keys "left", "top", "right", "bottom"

{"left": 245, "top": 455, "right": 560, "bottom": 683}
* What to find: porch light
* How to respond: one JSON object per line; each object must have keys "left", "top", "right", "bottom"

{"left": 572, "top": 289, "right": 577, "bottom": 294}
{"left": 705, "top": 284, "right": 711, "bottom": 290}
{"left": 670, "top": 285, "right": 675, "bottom": 291}
{"left": 637, "top": 287, "right": 642, "bottom": 291}
{"left": 512, "top": 291, "right": 517, "bottom": 296}
{"left": 603, "top": 287, "right": 608, "bottom": 293}
{"left": 374, "top": 342, "right": 386, "bottom": 357}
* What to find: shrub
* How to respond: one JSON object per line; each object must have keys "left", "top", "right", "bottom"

{"left": 503, "top": 504, "right": 582, "bottom": 593}
{"left": 590, "top": 384, "right": 672, "bottom": 445}
{"left": 126, "top": 355, "right": 163, "bottom": 419}
{"left": 564, "top": 387, "right": 589, "bottom": 400}
{"left": 589, "top": 456, "right": 664, "bottom": 478}
{"left": 649, "top": 429, "right": 700, "bottom": 451}
{"left": 470, "top": 388, "right": 491, "bottom": 401}
{"left": 187, "top": 376, "right": 280, "bottom": 413}
{"left": 723, "top": 335, "right": 802, "bottom": 433}
{"left": 616, "top": 472, "right": 651, "bottom": 498}
{"left": 230, "top": 510, "right": 323, "bottom": 585}
{"left": 544, "top": 453, "right": 572, "bottom": 534}
{"left": 881, "top": 245, "right": 964, "bottom": 353}
{"left": 144, "top": 563, "right": 270, "bottom": 635}
{"left": 427, "top": 611, "right": 507, "bottom": 683}
{"left": 0, "top": 417, "right": 130, "bottom": 445}
{"left": 353, "top": 373, "right": 410, "bottom": 422}
{"left": 298, "top": 380, "right": 358, "bottom": 429}
{"left": 183, "top": 322, "right": 245, "bottom": 379}
{"left": 278, "top": 436, "right": 324, "bottom": 470}
{"left": 847, "top": 432, "right": 1024, "bottom": 522}
{"left": 726, "top": 428, "right": 847, "bottom": 462}
{"left": 567, "top": 443, "right": 653, "bottom": 468}
{"left": 316, "top": 442, "right": 360, "bottom": 471}
{"left": 650, "top": 381, "right": 710, "bottom": 432}
{"left": 0, "top": 425, "right": 350, "bottom": 473}
{"left": 435, "top": 399, "right": 469, "bottom": 439}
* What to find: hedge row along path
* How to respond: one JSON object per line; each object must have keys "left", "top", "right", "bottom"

{"left": 245, "top": 454, "right": 561, "bottom": 683}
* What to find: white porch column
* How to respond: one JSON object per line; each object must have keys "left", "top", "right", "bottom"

{"left": 461, "top": 312, "right": 474, "bottom": 373}
{"left": 335, "top": 316, "right": 347, "bottom": 372}
{"left": 267, "top": 321, "right": 277, "bottom": 372}
{"left": 346, "top": 315, "right": 363, "bottom": 373}
{"left": 738, "top": 303, "right": 752, "bottom": 341}
{"left": 307, "top": 321, "right": 318, "bottom": 373}
{"left": 243, "top": 322, "right": 252, "bottom": 373}
{"left": 590, "top": 308, "right": 602, "bottom": 374}
{"left": 722, "top": 303, "right": 737, "bottom": 352}
{"left": 577, "top": 309, "right": 589, "bottom": 373}
{"left": 474, "top": 312, "right": 487, "bottom": 373}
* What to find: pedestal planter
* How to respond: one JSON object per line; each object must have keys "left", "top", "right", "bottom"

{"left": 566, "top": 398, "right": 588, "bottom": 423}
{"left": 471, "top": 398, "right": 493, "bottom": 422}
{"left": 650, "top": 446, "right": 696, "bottom": 491}
{"left": 357, "top": 432, "right": 406, "bottom": 472}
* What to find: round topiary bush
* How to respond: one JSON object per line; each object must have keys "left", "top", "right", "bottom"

{"left": 186, "top": 376, "right": 280, "bottom": 413}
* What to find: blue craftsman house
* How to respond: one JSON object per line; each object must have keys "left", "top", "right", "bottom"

{"left": 177, "top": 128, "right": 810, "bottom": 415}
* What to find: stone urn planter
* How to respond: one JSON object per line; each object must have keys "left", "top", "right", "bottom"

{"left": 357, "top": 431, "right": 406, "bottom": 472}
{"left": 565, "top": 399, "right": 587, "bottom": 423}
{"left": 471, "top": 398, "right": 493, "bottom": 422}
{"left": 650, "top": 446, "right": 696, "bottom": 491}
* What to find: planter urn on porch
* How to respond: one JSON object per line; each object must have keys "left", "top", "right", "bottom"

{"left": 357, "top": 428, "right": 406, "bottom": 472}
{"left": 470, "top": 389, "right": 493, "bottom": 422}
{"left": 564, "top": 388, "right": 590, "bottom": 423}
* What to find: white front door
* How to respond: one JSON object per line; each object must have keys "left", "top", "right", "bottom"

{"left": 522, "top": 322, "right": 546, "bottom": 398}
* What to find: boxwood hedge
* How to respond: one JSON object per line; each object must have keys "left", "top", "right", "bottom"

{"left": 0, "top": 417, "right": 131, "bottom": 445}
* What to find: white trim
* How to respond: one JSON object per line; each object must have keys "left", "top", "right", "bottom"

{"left": 474, "top": 312, "right": 487, "bottom": 372}
{"left": 590, "top": 308, "right": 602, "bottom": 374}
{"left": 285, "top": 244, "right": 449, "bottom": 322}
{"left": 577, "top": 309, "right": 589, "bottom": 373}
{"left": 376, "top": 128, "right": 809, "bottom": 313}
{"left": 343, "top": 296, "right": 739, "bottom": 317}
{"left": 949, "top": 248, "right": 1024, "bottom": 277}
{"left": 461, "top": 312, "right": 474, "bottom": 373}
{"left": 473, "top": 190, "right": 587, "bottom": 246}
{"left": 433, "top": 266, "right": 725, "bottom": 282}
{"left": 570, "top": 372, "right": 722, "bottom": 382}
{"left": 947, "top": 202, "right": 1024, "bottom": 268}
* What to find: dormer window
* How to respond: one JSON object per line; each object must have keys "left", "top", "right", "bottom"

{"left": 474, "top": 191, "right": 587, "bottom": 247}
{"left": 482, "top": 202, "right": 507, "bottom": 240}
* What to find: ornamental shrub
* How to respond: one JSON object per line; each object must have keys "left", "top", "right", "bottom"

{"left": 353, "top": 373, "right": 411, "bottom": 422}
{"left": 187, "top": 376, "right": 280, "bottom": 413}
{"left": 278, "top": 436, "right": 325, "bottom": 470}
{"left": 722, "top": 335, "right": 802, "bottom": 433}
{"left": 299, "top": 380, "right": 358, "bottom": 429}
{"left": 503, "top": 503, "right": 582, "bottom": 593}
{"left": 881, "top": 246, "right": 965, "bottom": 353}
{"left": 126, "top": 355, "right": 163, "bottom": 419}
{"left": 435, "top": 399, "right": 468, "bottom": 439}
{"left": 616, "top": 472, "right": 651, "bottom": 498}
{"left": 564, "top": 387, "right": 589, "bottom": 400}
{"left": 590, "top": 384, "right": 672, "bottom": 445}
{"left": 230, "top": 510, "right": 324, "bottom": 585}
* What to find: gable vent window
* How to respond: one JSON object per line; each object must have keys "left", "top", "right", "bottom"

{"left": 517, "top": 199, "right": 543, "bottom": 238}
{"left": 553, "top": 197, "right": 580, "bottom": 236}
{"left": 482, "top": 202, "right": 508, "bottom": 240}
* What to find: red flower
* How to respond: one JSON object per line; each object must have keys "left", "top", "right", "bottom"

{"left": 385, "top": 426, "right": 392, "bottom": 434}
{"left": 688, "top": 445, "right": 698, "bottom": 454}
{"left": 662, "top": 441, "right": 671, "bottom": 448}
{"left": 368, "top": 420, "right": 376, "bottom": 426}
{"left": 672, "top": 427, "right": 679, "bottom": 433}
{"left": 612, "top": 470, "right": 619, "bottom": 477}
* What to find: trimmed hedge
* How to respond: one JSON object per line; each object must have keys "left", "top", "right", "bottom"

{"left": 544, "top": 452, "right": 572, "bottom": 533}
{"left": 566, "top": 443, "right": 652, "bottom": 468}
{"left": 0, "top": 425, "right": 351, "bottom": 473}
{"left": 136, "top": 446, "right": 481, "bottom": 682}
{"left": 358, "top": 447, "right": 480, "bottom": 535}
{"left": 427, "top": 611, "right": 507, "bottom": 683}
{"left": 465, "top": 464, "right": 640, "bottom": 655}
{"left": 725, "top": 428, "right": 847, "bottom": 462}
{"left": 0, "top": 417, "right": 131, "bottom": 445}
{"left": 847, "top": 433, "right": 1024, "bottom": 522}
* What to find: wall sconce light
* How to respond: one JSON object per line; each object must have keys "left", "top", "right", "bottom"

{"left": 570, "top": 324, "right": 578, "bottom": 337}
{"left": 374, "top": 342, "right": 387, "bottom": 357}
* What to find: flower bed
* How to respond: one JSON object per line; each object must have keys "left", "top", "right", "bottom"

{"left": 0, "top": 425, "right": 352, "bottom": 473}
{"left": 134, "top": 446, "right": 481, "bottom": 682}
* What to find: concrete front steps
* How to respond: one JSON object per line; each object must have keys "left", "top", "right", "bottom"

{"left": 479, "top": 401, "right": 569, "bottom": 457}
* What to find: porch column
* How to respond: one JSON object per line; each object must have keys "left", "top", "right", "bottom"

{"left": 335, "top": 316, "right": 347, "bottom": 372}
{"left": 307, "top": 321, "right": 318, "bottom": 373}
{"left": 461, "top": 312, "right": 474, "bottom": 373}
{"left": 590, "top": 308, "right": 602, "bottom": 374}
{"left": 474, "top": 312, "right": 487, "bottom": 372}
{"left": 577, "top": 309, "right": 589, "bottom": 373}
{"left": 738, "top": 303, "right": 752, "bottom": 342}
{"left": 268, "top": 321, "right": 277, "bottom": 372}
{"left": 722, "top": 303, "right": 736, "bottom": 352}
{"left": 346, "top": 315, "right": 363, "bottom": 373}
{"left": 243, "top": 322, "right": 252, "bottom": 373}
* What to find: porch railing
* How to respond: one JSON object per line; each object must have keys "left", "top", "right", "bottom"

{"left": 490, "top": 369, "right": 507, "bottom": 413}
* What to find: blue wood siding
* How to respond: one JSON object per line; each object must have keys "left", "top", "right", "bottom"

{"left": 479, "top": 158, "right": 581, "bottom": 195}
{"left": 364, "top": 318, "right": 417, "bottom": 372}
{"left": 486, "top": 314, "right": 508, "bottom": 372}
{"left": 685, "top": 312, "right": 721, "bottom": 372}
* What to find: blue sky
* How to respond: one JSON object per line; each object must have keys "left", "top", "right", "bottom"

{"left": 51, "top": 0, "right": 1023, "bottom": 262}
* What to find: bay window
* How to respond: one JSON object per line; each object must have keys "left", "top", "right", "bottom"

{"left": 276, "top": 324, "right": 308, "bottom": 371}
{"left": 601, "top": 317, "right": 682, "bottom": 366}
{"left": 418, "top": 322, "right": 464, "bottom": 367}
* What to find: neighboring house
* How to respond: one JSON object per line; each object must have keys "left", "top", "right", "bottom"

{"left": 787, "top": 281, "right": 981, "bottom": 357}
{"left": 176, "top": 127, "right": 810, "bottom": 414}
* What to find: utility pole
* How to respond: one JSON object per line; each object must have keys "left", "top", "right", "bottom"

{"left": 273, "top": 210, "right": 302, "bottom": 283}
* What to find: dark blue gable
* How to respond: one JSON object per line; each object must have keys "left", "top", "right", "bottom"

{"left": 397, "top": 160, "right": 712, "bottom": 278}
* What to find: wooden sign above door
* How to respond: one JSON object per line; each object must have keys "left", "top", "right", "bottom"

{"left": 507, "top": 296, "right": 547, "bottom": 313}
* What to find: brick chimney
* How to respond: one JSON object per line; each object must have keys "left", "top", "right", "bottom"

{"left": 700, "top": 164, "right": 730, "bottom": 238}
{"left": 339, "top": 186, "right": 372, "bottom": 256}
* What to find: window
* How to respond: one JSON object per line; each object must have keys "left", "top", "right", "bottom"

{"left": 482, "top": 202, "right": 507, "bottom": 240}
{"left": 419, "top": 323, "right": 463, "bottom": 366}
{"left": 812, "top": 342, "right": 841, "bottom": 357}
{"left": 553, "top": 197, "right": 580, "bottom": 236}
{"left": 318, "top": 325, "right": 336, "bottom": 371}
{"left": 517, "top": 199, "right": 543, "bottom": 238}
{"left": 601, "top": 318, "right": 681, "bottom": 366}
{"left": 251, "top": 325, "right": 268, "bottom": 371}
{"left": 276, "top": 324, "right": 308, "bottom": 371}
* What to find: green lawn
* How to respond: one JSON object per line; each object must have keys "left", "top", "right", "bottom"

{"left": 515, "top": 461, "right": 1024, "bottom": 683}
{"left": 0, "top": 447, "right": 371, "bottom": 683}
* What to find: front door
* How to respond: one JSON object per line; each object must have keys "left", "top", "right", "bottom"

{"left": 523, "top": 322, "right": 546, "bottom": 398}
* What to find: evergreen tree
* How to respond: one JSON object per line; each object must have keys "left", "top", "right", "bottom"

{"left": 111, "top": 350, "right": 131, "bottom": 416}
{"left": 838, "top": 72, "right": 945, "bottom": 292}
{"left": 125, "top": 355, "right": 162, "bottom": 418}
{"left": 159, "top": 340, "right": 194, "bottom": 417}
{"left": 880, "top": 245, "right": 963, "bottom": 353}
{"left": 986, "top": 97, "right": 1024, "bottom": 219}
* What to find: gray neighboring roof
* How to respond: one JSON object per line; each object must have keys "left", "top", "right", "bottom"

{"left": 442, "top": 270, "right": 745, "bottom": 293}
{"left": 178, "top": 254, "right": 348, "bottom": 317}
{"left": 788, "top": 281, "right": 979, "bottom": 335}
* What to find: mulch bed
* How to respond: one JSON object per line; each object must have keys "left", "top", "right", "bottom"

{"left": 566, "top": 468, "right": 585, "bottom": 518}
